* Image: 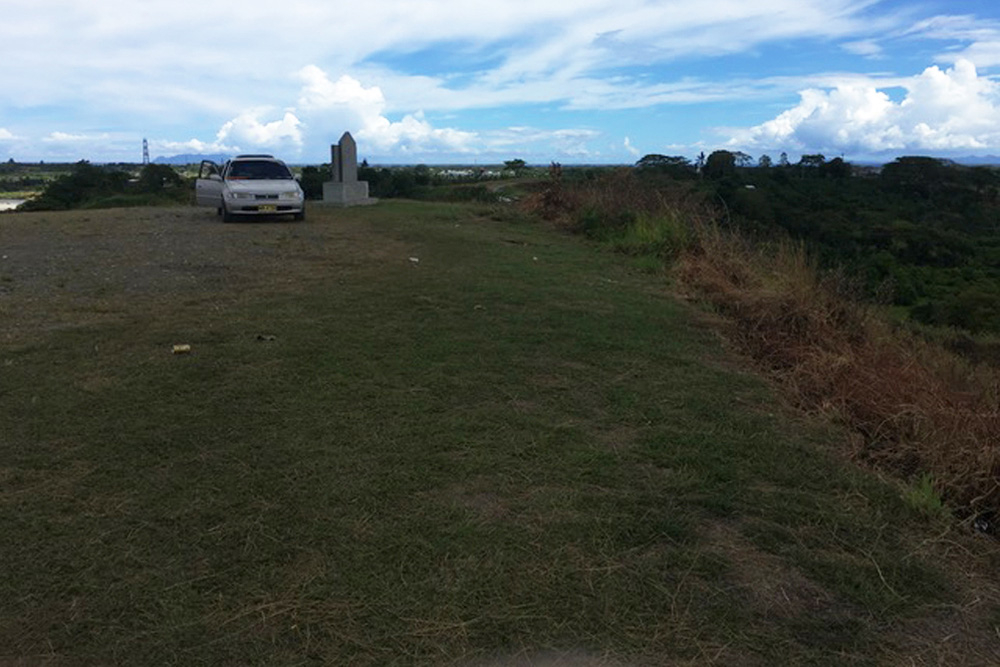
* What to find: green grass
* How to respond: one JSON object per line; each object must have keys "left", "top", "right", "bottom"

{"left": 0, "top": 200, "right": 996, "bottom": 664}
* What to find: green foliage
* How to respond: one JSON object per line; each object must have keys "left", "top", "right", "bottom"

{"left": 703, "top": 150, "right": 736, "bottom": 180}
{"left": 503, "top": 158, "right": 527, "bottom": 174}
{"left": 635, "top": 154, "right": 696, "bottom": 178}
{"left": 19, "top": 161, "right": 189, "bottom": 211}
{"left": 706, "top": 156, "right": 1000, "bottom": 334}
{"left": 820, "top": 157, "right": 851, "bottom": 179}
{"left": 357, "top": 165, "right": 505, "bottom": 200}
{"left": 299, "top": 164, "right": 331, "bottom": 199}
{"left": 799, "top": 154, "right": 826, "bottom": 169}
{"left": 608, "top": 211, "right": 691, "bottom": 258}
{"left": 903, "top": 474, "right": 949, "bottom": 519}
{"left": 135, "top": 163, "right": 185, "bottom": 193}
{"left": 20, "top": 162, "right": 127, "bottom": 210}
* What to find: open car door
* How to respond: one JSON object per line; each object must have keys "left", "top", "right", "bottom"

{"left": 194, "top": 160, "right": 223, "bottom": 207}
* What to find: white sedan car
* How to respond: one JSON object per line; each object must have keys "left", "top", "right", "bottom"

{"left": 195, "top": 155, "right": 305, "bottom": 222}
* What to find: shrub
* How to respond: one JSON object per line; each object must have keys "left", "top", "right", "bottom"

{"left": 20, "top": 162, "right": 188, "bottom": 210}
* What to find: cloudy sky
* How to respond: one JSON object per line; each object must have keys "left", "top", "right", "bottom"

{"left": 3, "top": 0, "right": 1000, "bottom": 164}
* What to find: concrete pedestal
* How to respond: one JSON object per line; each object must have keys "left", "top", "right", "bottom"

{"left": 321, "top": 181, "right": 378, "bottom": 207}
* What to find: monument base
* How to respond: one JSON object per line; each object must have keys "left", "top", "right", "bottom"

{"left": 321, "top": 181, "right": 378, "bottom": 207}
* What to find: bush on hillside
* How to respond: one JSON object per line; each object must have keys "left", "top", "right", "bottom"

{"left": 20, "top": 162, "right": 189, "bottom": 211}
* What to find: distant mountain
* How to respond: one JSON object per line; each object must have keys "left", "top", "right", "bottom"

{"left": 950, "top": 155, "right": 1000, "bottom": 166}
{"left": 153, "top": 153, "right": 231, "bottom": 165}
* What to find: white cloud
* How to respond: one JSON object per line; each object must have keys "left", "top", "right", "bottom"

{"left": 0, "top": 128, "right": 16, "bottom": 141}
{"left": 841, "top": 39, "right": 883, "bottom": 58}
{"left": 903, "top": 14, "right": 1000, "bottom": 68}
{"left": 6, "top": 1, "right": 1000, "bottom": 161}
{"left": 297, "top": 66, "right": 386, "bottom": 117}
{"left": 624, "top": 136, "right": 640, "bottom": 157}
{"left": 0, "top": 1, "right": 913, "bottom": 122}
{"left": 216, "top": 110, "right": 303, "bottom": 152}
{"left": 43, "top": 131, "right": 110, "bottom": 143}
{"left": 291, "top": 66, "right": 478, "bottom": 157}
{"left": 155, "top": 138, "right": 238, "bottom": 156}
{"left": 162, "top": 65, "right": 602, "bottom": 161}
{"left": 727, "top": 60, "right": 1000, "bottom": 155}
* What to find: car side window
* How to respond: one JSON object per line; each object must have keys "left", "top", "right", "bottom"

{"left": 198, "top": 161, "right": 220, "bottom": 179}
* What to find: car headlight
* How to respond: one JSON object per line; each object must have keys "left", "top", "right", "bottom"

{"left": 282, "top": 190, "right": 303, "bottom": 199}
{"left": 226, "top": 190, "right": 253, "bottom": 200}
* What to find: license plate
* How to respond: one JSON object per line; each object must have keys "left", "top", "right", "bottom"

{"left": 258, "top": 205, "right": 277, "bottom": 212}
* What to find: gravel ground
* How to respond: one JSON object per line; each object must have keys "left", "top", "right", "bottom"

{"left": 0, "top": 204, "right": 380, "bottom": 347}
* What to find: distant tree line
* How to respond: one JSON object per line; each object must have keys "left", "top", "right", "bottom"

{"left": 631, "top": 150, "right": 1000, "bottom": 333}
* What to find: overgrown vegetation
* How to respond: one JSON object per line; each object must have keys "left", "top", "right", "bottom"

{"left": 524, "top": 161, "right": 1000, "bottom": 529}
{"left": 713, "top": 153, "right": 1000, "bottom": 334}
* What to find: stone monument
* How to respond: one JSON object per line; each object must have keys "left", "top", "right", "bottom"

{"left": 322, "top": 132, "right": 377, "bottom": 207}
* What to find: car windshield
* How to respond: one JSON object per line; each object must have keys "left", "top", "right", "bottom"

{"left": 226, "top": 160, "right": 292, "bottom": 180}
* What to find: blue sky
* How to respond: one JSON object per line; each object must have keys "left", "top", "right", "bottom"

{"left": 3, "top": 0, "right": 1000, "bottom": 164}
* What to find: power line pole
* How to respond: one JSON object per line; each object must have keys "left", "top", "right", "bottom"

{"left": 142, "top": 138, "right": 150, "bottom": 165}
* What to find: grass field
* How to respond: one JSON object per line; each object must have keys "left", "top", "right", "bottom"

{"left": 1, "top": 201, "right": 998, "bottom": 665}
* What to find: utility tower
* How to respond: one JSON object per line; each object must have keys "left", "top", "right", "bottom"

{"left": 142, "top": 138, "right": 150, "bottom": 165}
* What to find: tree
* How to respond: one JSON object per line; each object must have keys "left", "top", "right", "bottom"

{"left": 635, "top": 154, "right": 695, "bottom": 178}
{"left": 413, "top": 164, "right": 432, "bottom": 186}
{"left": 504, "top": 159, "right": 527, "bottom": 175}
{"left": 758, "top": 154, "right": 773, "bottom": 168}
{"left": 779, "top": 152, "right": 790, "bottom": 167}
{"left": 820, "top": 157, "right": 851, "bottom": 179}
{"left": 703, "top": 150, "right": 736, "bottom": 180}
{"left": 880, "top": 156, "right": 949, "bottom": 199}
{"left": 799, "top": 154, "right": 826, "bottom": 169}
{"left": 299, "top": 165, "right": 331, "bottom": 199}
{"left": 136, "top": 164, "right": 184, "bottom": 193}
{"left": 733, "top": 151, "right": 754, "bottom": 168}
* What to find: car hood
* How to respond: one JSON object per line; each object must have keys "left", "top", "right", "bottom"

{"left": 224, "top": 179, "right": 300, "bottom": 194}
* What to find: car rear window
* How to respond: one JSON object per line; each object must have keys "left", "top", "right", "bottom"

{"left": 227, "top": 160, "right": 292, "bottom": 180}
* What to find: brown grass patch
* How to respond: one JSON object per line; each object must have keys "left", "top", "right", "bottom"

{"left": 677, "top": 223, "right": 1000, "bottom": 522}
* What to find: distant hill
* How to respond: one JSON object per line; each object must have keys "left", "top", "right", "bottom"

{"left": 153, "top": 154, "right": 231, "bottom": 165}
{"left": 951, "top": 155, "right": 1000, "bottom": 166}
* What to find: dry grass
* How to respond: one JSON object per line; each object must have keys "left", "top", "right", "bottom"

{"left": 530, "top": 169, "right": 1000, "bottom": 524}
{"left": 677, "top": 221, "right": 1000, "bottom": 522}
